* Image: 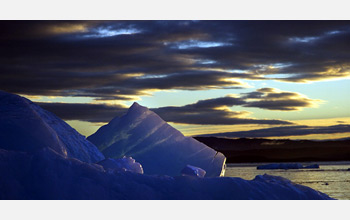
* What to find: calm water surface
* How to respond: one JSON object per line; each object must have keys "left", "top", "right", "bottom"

{"left": 225, "top": 162, "right": 350, "bottom": 200}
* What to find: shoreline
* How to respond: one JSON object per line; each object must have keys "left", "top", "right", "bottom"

{"left": 226, "top": 161, "right": 350, "bottom": 167}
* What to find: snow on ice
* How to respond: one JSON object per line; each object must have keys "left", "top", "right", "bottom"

{"left": 97, "top": 157, "right": 144, "bottom": 174}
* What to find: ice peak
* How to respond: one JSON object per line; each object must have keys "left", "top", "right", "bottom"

{"left": 127, "top": 102, "right": 151, "bottom": 116}
{"left": 88, "top": 101, "right": 226, "bottom": 177}
{"left": 129, "top": 102, "right": 143, "bottom": 110}
{"left": 131, "top": 102, "right": 141, "bottom": 108}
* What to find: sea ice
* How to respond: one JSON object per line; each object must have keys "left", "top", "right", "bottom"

{"left": 0, "top": 91, "right": 333, "bottom": 200}
{"left": 304, "top": 164, "right": 320, "bottom": 169}
{"left": 0, "top": 148, "right": 333, "bottom": 199}
{"left": 88, "top": 102, "right": 226, "bottom": 177}
{"left": 0, "top": 90, "right": 104, "bottom": 163}
{"left": 181, "top": 165, "right": 206, "bottom": 177}
{"left": 257, "top": 163, "right": 320, "bottom": 170}
{"left": 97, "top": 157, "right": 143, "bottom": 174}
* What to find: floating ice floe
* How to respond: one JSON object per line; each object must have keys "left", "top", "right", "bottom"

{"left": 257, "top": 163, "right": 320, "bottom": 170}
{"left": 181, "top": 165, "right": 206, "bottom": 177}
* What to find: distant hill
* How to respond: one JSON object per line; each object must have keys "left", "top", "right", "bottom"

{"left": 194, "top": 137, "right": 350, "bottom": 163}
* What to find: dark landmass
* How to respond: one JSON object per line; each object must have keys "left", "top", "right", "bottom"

{"left": 194, "top": 137, "right": 350, "bottom": 163}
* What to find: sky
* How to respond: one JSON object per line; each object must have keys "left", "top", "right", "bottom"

{"left": 1, "top": 20, "right": 350, "bottom": 140}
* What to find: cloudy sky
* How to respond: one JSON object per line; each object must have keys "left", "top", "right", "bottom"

{"left": 1, "top": 20, "right": 350, "bottom": 139}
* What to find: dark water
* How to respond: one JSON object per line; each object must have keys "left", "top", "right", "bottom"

{"left": 225, "top": 162, "right": 350, "bottom": 200}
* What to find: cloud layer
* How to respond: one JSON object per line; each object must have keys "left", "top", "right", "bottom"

{"left": 38, "top": 102, "right": 126, "bottom": 123}
{"left": 242, "top": 88, "right": 322, "bottom": 111}
{"left": 197, "top": 124, "right": 350, "bottom": 138}
{"left": 37, "top": 87, "right": 319, "bottom": 125}
{"left": 1, "top": 21, "right": 350, "bottom": 100}
{"left": 38, "top": 100, "right": 291, "bottom": 125}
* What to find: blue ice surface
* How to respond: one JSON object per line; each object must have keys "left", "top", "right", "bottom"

{"left": 0, "top": 148, "right": 333, "bottom": 200}
{"left": 88, "top": 102, "right": 226, "bottom": 177}
{"left": 0, "top": 90, "right": 104, "bottom": 163}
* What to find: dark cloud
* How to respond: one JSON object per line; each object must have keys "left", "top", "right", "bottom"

{"left": 197, "top": 124, "right": 350, "bottom": 138}
{"left": 154, "top": 107, "right": 290, "bottom": 125}
{"left": 37, "top": 93, "right": 292, "bottom": 125}
{"left": 152, "top": 96, "right": 289, "bottom": 125}
{"left": 1, "top": 21, "right": 350, "bottom": 100}
{"left": 37, "top": 102, "right": 126, "bottom": 123}
{"left": 36, "top": 86, "right": 319, "bottom": 124}
{"left": 242, "top": 88, "right": 321, "bottom": 111}
{"left": 37, "top": 100, "right": 349, "bottom": 138}
{"left": 244, "top": 99, "right": 315, "bottom": 111}
{"left": 152, "top": 88, "right": 319, "bottom": 124}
